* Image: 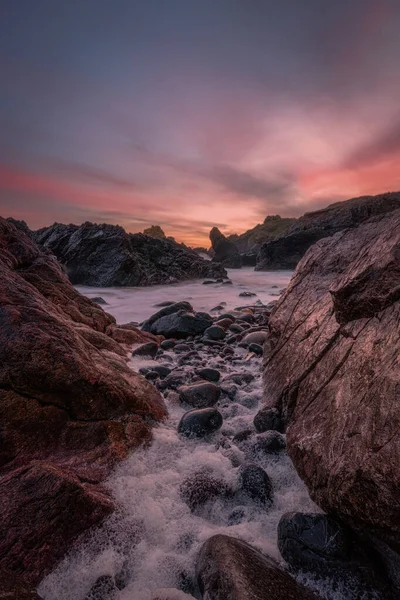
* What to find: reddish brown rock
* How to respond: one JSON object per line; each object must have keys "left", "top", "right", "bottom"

{"left": 0, "top": 570, "right": 41, "bottom": 599}
{"left": 263, "top": 210, "right": 400, "bottom": 566}
{"left": 0, "top": 462, "right": 114, "bottom": 585}
{"left": 0, "top": 217, "right": 167, "bottom": 583}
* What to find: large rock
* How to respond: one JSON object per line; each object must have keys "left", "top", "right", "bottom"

{"left": 263, "top": 209, "right": 400, "bottom": 581}
{"left": 228, "top": 215, "right": 297, "bottom": 254}
{"left": 256, "top": 191, "right": 400, "bottom": 270}
{"left": 209, "top": 227, "right": 242, "bottom": 268}
{"left": 196, "top": 534, "right": 320, "bottom": 599}
{"left": 33, "top": 222, "right": 227, "bottom": 286}
{"left": 145, "top": 307, "right": 213, "bottom": 339}
{"left": 0, "top": 462, "right": 114, "bottom": 585}
{"left": 0, "top": 217, "right": 167, "bottom": 583}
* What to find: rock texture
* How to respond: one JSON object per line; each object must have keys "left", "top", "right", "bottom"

{"left": 209, "top": 227, "right": 242, "bottom": 268}
{"left": 228, "top": 215, "right": 296, "bottom": 255}
{"left": 263, "top": 209, "right": 400, "bottom": 583}
{"left": 196, "top": 534, "right": 320, "bottom": 599}
{"left": 256, "top": 192, "right": 400, "bottom": 270}
{"left": 0, "top": 217, "right": 167, "bottom": 584}
{"left": 33, "top": 222, "right": 227, "bottom": 286}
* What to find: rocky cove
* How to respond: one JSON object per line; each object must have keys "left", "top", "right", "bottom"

{"left": 0, "top": 209, "right": 399, "bottom": 600}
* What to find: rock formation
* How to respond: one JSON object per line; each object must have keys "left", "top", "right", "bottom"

{"left": 33, "top": 222, "right": 227, "bottom": 286}
{"left": 263, "top": 208, "right": 400, "bottom": 590}
{"left": 256, "top": 191, "right": 400, "bottom": 270}
{"left": 0, "top": 217, "right": 167, "bottom": 586}
{"left": 143, "top": 225, "right": 166, "bottom": 239}
{"left": 209, "top": 226, "right": 242, "bottom": 268}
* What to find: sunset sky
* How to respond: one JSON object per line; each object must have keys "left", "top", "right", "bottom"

{"left": 1, "top": 0, "right": 400, "bottom": 245}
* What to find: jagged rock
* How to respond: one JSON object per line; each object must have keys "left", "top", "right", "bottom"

{"left": 256, "top": 192, "right": 400, "bottom": 270}
{"left": 209, "top": 227, "right": 242, "bottom": 268}
{"left": 143, "top": 225, "right": 166, "bottom": 239}
{"left": 196, "top": 534, "right": 320, "bottom": 599}
{"left": 33, "top": 222, "right": 227, "bottom": 286}
{"left": 263, "top": 208, "right": 400, "bottom": 584}
{"left": 0, "top": 218, "right": 167, "bottom": 583}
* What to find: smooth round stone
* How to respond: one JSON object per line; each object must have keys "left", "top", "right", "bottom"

{"left": 161, "top": 339, "right": 176, "bottom": 350}
{"left": 204, "top": 325, "right": 226, "bottom": 341}
{"left": 152, "top": 365, "right": 172, "bottom": 379}
{"left": 242, "top": 331, "right": 270, "bottom": 346}
{"left": 254, "top": 407, "right": 284, "bottom": 433}
{"left": 179, "top": 382, "right": 221, "bottom": 408}
{"left": 238, "top": 463, "right": 273, "bottom": 507}
{"left": 237, "top": 313, "right": 255, "bottom": 323}
{"left": 252, "top": 431, "right": 286, "bottom": 454}
{"left": 131, "top": 341, "right": 159, "bottom": 358}
{"left": 178, "top": 408, "right": 223, "bottom": 438}
{"left": 145, "top": 370, "right": 159, "bottom": 381}
{"left": 174, "top": 343, "right": 191, "bottom": 353}
{"left": 215, "top": 318, "right": 234, "bottom": 330}
{"left": 229, "top": 324, "right": 243, "bottom": 334}
{"left": 196, "top": 367, "right": 221, "bottom": 382}
{"left": 248, "top": 343, "right": 263, "bottom": 355}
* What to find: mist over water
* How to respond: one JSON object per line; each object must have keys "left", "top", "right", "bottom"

{"left": 39, "top": 268, "right": 344, "bottom": 600}
{"left": 76, "top": 268, "right": 293, "bottom": 324}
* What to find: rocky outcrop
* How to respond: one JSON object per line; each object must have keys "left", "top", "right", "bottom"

{"left": 263, "top": 209, "right": 400, "bottom": 588}
{"left": 209, "top": 227, "right": 242, "bottom": 268}
{"left": 196, "top": 534, "right": 320, "bottom": 599}
{"left": 228, "top": 215, "right": 296, "bottom": 256}
{"left": 256, "top": 191, "right": 400, "bottom": 270}
{"left": 0, "top": 217, "right": 167, "bottom": 584}
{"left": 33, "top": 222, "right": 227, "bottom": 286}
{"left": 143, "top": 225, "right": 166, "bottom": 238}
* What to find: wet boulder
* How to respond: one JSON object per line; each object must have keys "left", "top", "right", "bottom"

{"left": 248, "top": 343, "right": 263, "bottom": 355}
{"left": 149, "top": 310, "right": 212, "bottom": 339}
{"left": 180, "top": 471, "right": 232, "bottom": 511}
{"left": 179, "top": 383, "right": 221, "bottom": 408}
{"left": 196, "top": 534, "right": 321, "bottom": 600}
{"left": 196, "top": 368, "right": 221, "bottom": 382}
{"left": 251, "top": 431, "right": 286, "bottom": 455}
{"left": 178, "top": 408, "right": 223, "bottom": 438}
{"left": 237, "top": 464, "right": 273, "bottom": 507}
{"left": 131, "top": 341, "right": 159, "bottom": 358}
{"left": 204, "top": 325, "right": 226, "bottom": 340}
{"left": 254, "top": 407, "right": 284, "bottom": 433}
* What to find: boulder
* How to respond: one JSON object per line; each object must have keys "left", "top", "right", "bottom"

{"left": 253, "top": 407, "right": 284, "bottom": 433}
{"left": 33, "top": 222, "right": 227, "bottom": 286}
{"left": 0, "top": 218, "right": 167, "bottom": 582}
{"left": 196, "top": 368, "right": 221, "bottom": 382}
{"left": 131, "top": 341, "right": 159, "bottom": 358}
{"left": 179, "top": 383, "right": 221, "bottom": 408}
{"left": 180, "top": 471, "right": 231, "bottom": 511}
{"left": 237, "top": 464, "right": 273, "bottom": 507}
{"left": 178, "top": 408, "right": 223, "bottom": 438}
{"left": 256, "top": 191, "right": 400, "bottom": 270}
{"left": 0, "top": 462, "right": 114, "bottom": 585}
{"left": 147, "top": 310, "right": 212, "bottom": 339}
{"left": 196, "top": 534, "right": 320, "bottom": 600}
{"left": 209, "top": 227, "right": 242, "bottom": 268}
{"left": 242, "top": 331, "right": 270, "bottom": 346}
{"left": 204, "top": 325, "right": 226, "bottom": 340}
{"left": 263, "top": 208, "right": 400, "bottom": 577}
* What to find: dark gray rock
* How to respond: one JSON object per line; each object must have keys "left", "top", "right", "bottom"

{"left": 204, "top": 325, "right": 226, "bottom": 340}
{"left": 209, "top": 227, "right": 242, "bottom": 268}
{"left": 239, "top": 291, "right": 257, "bottom": 297}
{"left": 179, "top": 383, "right": 221, "bottom": 408}
{"left": 256, "top": 192, "right": 400, "bottom": 270}
{"left": 248, "top": 343, "right": 263, "bottom": 355}
{"left": 196, "top": 534, "right": 321, "bottom": 600}
{"left": 254, "top": 407, "right": 284, "bottom": 433}
{"left": 252, "top": 431, "right": 286, "bottom": 454}
{"left": 141, "top": 302, "right": 193, "bottom": 332}
{"left": 238, "top": 464, "right": 273, "bottom": 507}
{"left": 85, "top": 575, "right": 118, "bottom": 600}
{"left": 149, "top": 311, "right": 212, "bottom": 339}
{"left": 131, "top": 341, "right": 159, "bottom": 359}
{"left": 92, "top": 296, "right": 107, "bottom": 305}
{"left": 180, "top": 471, "right": 231, "bottom": 511}
{"left": 160, "top": 339, "right": 176, "bottom": 350}
{"left": 152, "top": 365, "right": 172, "bottom": 379}
{"left": 33, "top": 222, "right": 227, "bottom": 286}
{"left": 178, "top": 408, "right": 223, "bottom": 438}
{"left": 196, "top": 368, "right": 221, "bottom": 382}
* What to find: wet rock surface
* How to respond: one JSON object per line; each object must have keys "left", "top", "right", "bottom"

{"left": 0, "top": 218, "right": 167, "bottom": 585}
{"left": 263, "top": 208, "right": 400, "bottom": 592}
{"left": 196, "top": 534, "right": 320, "bottom": 600}
{"left": 33, "top": 222, "right": 227, "bottom": 286}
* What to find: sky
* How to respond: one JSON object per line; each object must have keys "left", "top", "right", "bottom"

{"left": 1, "top": 0, "right": 400, "bottom": 246}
